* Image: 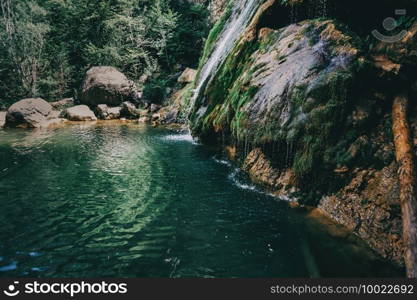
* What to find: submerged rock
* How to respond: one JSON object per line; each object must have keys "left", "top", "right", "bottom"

{"left": 5, "top": 98, "right": 53, "bottom": 128}
{"left": 65, "top": 105, "right": 97, "bottom": 121}
{"left": 80, "top": 66, "right": 139, "bottom": 106}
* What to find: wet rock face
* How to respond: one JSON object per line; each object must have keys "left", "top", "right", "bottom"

{"left": 244, "top": 21, "right": 358, "bottom": 143}
{"left": 5, "top": 98, "right": 53, "bottom": 128}
{"left": 243, "top": 148, "right": 298, "bottom": 197}
{"left": 318, "top": 164, "right": 404, "bottom": 266}
{"left": 189, "top": 0, "right": 417, "bottom": 265}
{"left": 80, "top": 66, "right": 139, "bottom": 107}
{"left": 191, "top": 20, "right": 362, "bottom": 177}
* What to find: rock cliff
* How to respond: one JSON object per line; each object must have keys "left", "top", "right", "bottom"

{"left": 189, "top": 0, "right": 417, "bottom": 267}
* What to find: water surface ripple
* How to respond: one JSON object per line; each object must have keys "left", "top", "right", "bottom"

{"left": 0, "top": 125, "right": 401, "bottom": 277}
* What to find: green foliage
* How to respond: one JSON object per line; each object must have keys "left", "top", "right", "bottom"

{"left": 142, "top": 76, "right": 175, "bottom": 105}
{"left": 0, "top": 0, "right": 209, "bottom": 105}
{"left": 0, "top": 0, "right": 50, "bottom": 103}
{"left": 191, "top": 33, "right": 268, "bottom": 141}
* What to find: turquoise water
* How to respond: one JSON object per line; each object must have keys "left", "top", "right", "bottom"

{"left": 0, "top": 124, "right": 401, "bottom": 277}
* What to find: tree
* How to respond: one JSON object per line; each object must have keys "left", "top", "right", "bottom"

{"left": 392, "top": 93, "right": 417, "bottom": 278}
{"left": 0, "top": 0, "right": 208, "bottom": 104}
{"left": 0, "top": 0, "right": 50, "bottom": 98}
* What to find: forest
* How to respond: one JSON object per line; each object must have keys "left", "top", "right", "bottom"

{"left": 0, "top": 0, "right": 209, "bottom": 108}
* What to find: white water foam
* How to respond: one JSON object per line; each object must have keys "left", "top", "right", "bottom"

{"left": 228, "top": 168, "right": 259, "bottom": 192}
{"left": 212, "top": 157, "right": 232, "bottom": 167}
{"left": 226, "top": 166, "right": 296, "bottom": 202}
{"left": 162, "top": 131, "right": 199, "bottom": 144}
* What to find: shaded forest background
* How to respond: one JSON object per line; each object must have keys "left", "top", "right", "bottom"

{"left": 0, "top": 0, "right": 210, "bottom": 108}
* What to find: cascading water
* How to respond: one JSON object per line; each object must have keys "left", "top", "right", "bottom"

{"left": 189, "top": 0, "right": 264, "bottom": 117}
{"left": 189, "top": 0, "right": 333, "bottom": 121}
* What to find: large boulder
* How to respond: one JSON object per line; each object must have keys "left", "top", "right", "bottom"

{"left": 65, "top": 105, "right": 97, "bottom": 121}
{"left": 96, "top": 104, "right": 122, "bottom": 120}
{"left": 80, "top": 66, "right": 139, "bottom": 106}
{"left": 5, "top": 98, "right": 52, "bottom": 128}
{"left": 191, "top": 20, "right": 360, "bottom": 147}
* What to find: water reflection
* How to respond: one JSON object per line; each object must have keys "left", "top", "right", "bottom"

{"left": 0, "top": 124, "right": 403, "bottom": 277}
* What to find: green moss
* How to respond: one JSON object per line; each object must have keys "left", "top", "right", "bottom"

{"left": 191, "top": 18, "right": 373, "bottom": 184}
{"left": 191, "top": 33, "right": 265, "bottom": 134}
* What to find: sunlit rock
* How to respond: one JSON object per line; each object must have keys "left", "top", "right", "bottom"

{"left": 178, "top": 68, "right": 197, "bottom": 83}
{"left": 65, "top": 105, "right": 97, "bottom": 121}
{"left": 80, "top": 66, "right": 140, "bottom": 106}
{"left": 5, "top": 98, "right": 53, "bottom": 128}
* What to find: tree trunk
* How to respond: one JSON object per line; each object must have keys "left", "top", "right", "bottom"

{"left": 392, "top": 94, "right": 417, "bottom": 278}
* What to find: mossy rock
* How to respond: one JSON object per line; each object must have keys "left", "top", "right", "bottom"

{"left": 191, "top": 19, "right": 373, "bottom": 180}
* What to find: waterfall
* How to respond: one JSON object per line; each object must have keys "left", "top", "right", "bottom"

{"left": 187, "top": 0, "right": 333, "bottom": 127}
{"left": 190, "top": 0, "right": 263, "bottom": 115}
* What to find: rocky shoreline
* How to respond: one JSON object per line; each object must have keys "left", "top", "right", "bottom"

{"left": 0, "top": 66, "right": 193, "bottom": 130}
{"left": 219, "top": 143, "right": 405, "bottom": 268}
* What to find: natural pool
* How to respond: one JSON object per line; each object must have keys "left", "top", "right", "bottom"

{"left": 0, "top": 124, "right": 402, "bottom": 277}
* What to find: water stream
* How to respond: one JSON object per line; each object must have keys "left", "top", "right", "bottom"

{"left": 191, "top": 0, "right": 263, "bottom": 109}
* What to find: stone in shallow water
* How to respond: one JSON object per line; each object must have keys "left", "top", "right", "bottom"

{"left": 5, "top": 98, "right": 52, "bottom": 128}
{"left": 65, "top": 105, "right": 97, "bottom": 121}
